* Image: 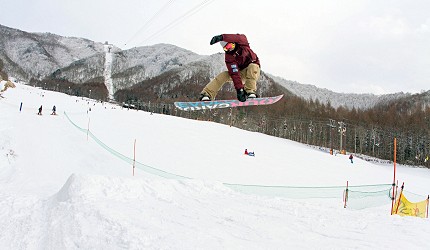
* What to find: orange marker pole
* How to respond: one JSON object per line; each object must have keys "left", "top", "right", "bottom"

{"left": 133, "top": 139, "right": 136, "bottom": 176}
{"left": 391, "top": 138, "right": 397, "bottom": 215}
{"left": 395, "top": 182, "right": 404, "bottom": 215}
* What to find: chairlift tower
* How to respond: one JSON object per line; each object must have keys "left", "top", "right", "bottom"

{"left": 104, "top": 42, "right": 114, "bottom": 100}
{"left": 338, "top": 121, "right": 346, "bottom": 153}
{"left": 328, "top": 119, "right": 336, "bottom": 153}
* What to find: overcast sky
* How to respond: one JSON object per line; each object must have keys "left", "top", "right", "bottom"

{"left": 1, "top": 0, "right": 429, "bottom": 94}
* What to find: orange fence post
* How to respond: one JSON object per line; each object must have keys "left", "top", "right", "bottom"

{"left": 394, "top": 182, "right": 405, "bottom": 215}
{"left": 133, "top": 139, "right": 136, "bottom": 176}
{"left": 391, "top": 138, "right": 397, "bottom": 215}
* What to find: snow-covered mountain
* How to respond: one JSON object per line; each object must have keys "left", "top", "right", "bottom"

{"left": 1, "top": 24, "right": 427, "bottom": 109}
{"left": 52, "top": 44, "right": 208, "bottom": 92}
{"left": 0, "top": 24, "right": 116, "bottom": 80}
{"left": 270, "top": 75, "right": 413, "bottom": 110}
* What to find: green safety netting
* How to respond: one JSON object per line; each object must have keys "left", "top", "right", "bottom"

{"left": 64, "top": 111, "right": 394, "bottom": 207}
{"left": 402, "top": 190, "right": 429, "bottom": 202}
{"left": 64, "top": 111, "right": 190, "bottom": 180}
{"left": 345, "top": 185, "right": 393, "bottom": 210}
{"left": 226, "top": 182, "right": 392, "bottom": 203}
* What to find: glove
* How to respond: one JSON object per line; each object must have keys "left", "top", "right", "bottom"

{"left": 210, "top": 35, "right": 223, "bottom": 45}
{"left": 236, "top": 88, "right": 247, "bottom": 102}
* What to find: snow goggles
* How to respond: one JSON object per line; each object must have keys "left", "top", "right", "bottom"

{"left": 223, "top": 42, "right": 236, "bottom": 52}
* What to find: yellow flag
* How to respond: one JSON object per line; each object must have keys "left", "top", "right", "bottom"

{"left": 394, "top": 194, "right": 428, "bottom": 218}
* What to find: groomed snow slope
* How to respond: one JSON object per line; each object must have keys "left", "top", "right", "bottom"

{"left": 1, "top": 82, "right": 429, "bottom": 249}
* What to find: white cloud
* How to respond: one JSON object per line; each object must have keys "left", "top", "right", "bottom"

{"left": 417, "top": 19, "right": 430, "bottom": 34}
{"left": 361, "top": 15, "right": 409, "bottom": 37}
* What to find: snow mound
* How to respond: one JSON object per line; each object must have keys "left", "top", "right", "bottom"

{"left": 30, "top": 174, "right": 266, "bottom": 249}
{"left": 53, "top": 173, "right": 234, "bottom": 203}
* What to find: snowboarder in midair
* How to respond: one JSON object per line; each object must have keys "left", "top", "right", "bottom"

{"left": 200, "top": 34, "right": 260, "bottom": 102}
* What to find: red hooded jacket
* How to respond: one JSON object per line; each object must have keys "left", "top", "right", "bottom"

{"left": 221, "top": 34, "right": 260, "bottom": 90}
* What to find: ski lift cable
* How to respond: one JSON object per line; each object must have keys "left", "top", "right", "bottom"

{"left": 137, "top": 0, "right": 216, "bottom": 45}
{"left": 138, "top": 0, "right": 214, "bottom": 44}
{"left": 124, "top": 0, "right": 176, "bottom": 47}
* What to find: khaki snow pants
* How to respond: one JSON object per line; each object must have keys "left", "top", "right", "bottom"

{"left": 201, "top": 63, "right": 260, "bottom": 100}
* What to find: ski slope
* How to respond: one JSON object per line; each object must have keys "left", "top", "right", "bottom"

{"left": 1, "top": 82, "right": 429, "bottom": 249}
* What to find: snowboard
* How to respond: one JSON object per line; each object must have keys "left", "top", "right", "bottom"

{"left": 174, "top": 94, "right": 283, "bottom": 111}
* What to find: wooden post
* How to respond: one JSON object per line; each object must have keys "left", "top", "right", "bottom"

{"left": 426, "top": 195, "right": 429, "bottom": 218}
{"left": 87, "top": 118, "right": 90, "bottom": 141}
{"left": 343, "top": 181, "right": 349, "bottom": 208}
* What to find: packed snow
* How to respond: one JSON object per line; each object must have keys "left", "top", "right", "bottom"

{"left": 1, "top": 81, "right": 429, "bottom": 249}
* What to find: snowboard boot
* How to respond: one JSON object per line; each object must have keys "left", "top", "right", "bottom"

{"left": 236, "top": 88, "right": 247, "bottom": 102}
